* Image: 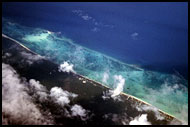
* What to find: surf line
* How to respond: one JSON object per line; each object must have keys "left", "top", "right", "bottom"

{"left": 2, "top": 33, "right": 181, "bottom": 123}
{"left": 77, "top": 74, "right": 180, "bottom": 121}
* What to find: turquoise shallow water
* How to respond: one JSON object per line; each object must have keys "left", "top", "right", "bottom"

{"left": 2, "top": 18, "right": 188, "bottom": 123}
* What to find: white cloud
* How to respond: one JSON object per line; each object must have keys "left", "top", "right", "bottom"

{"left": 131, "top": 32, "right": 139, "bottom": 37}
{"left": 72, "top": 9, "right": 114, "bottom": 30}
{"left": 102, "top": 113, "right": 131, "bottom": 125}
{"left": 136, "top": 105, "right": 164, "bottom": 120}
{"left": 102, "top": 72, "right": 109, "bottom": 84}
{"left": 131, "top": 32, "right": 139, "bottom": 40}
{"left": 2, "top": 63, "right": 90, "bottom": 124}
{"left": 82, "top": 80, "right": 86, "bottom": 84}
{"left": 102, "top": 113, "right": 111, "bottom": 119}
{"left": 50, "top": 87, "right": 78, "bottom": 106}
{"left": 143, "top": 82, "right": 188, "bottom": 123}
{"left": 58, "top": 61, "right": 75, "bottom": 73}
{"left": 29, "top": 79, "right": 46, "bottom": 91}
{"left": 91, "top": 27, "right": 100, "bottom": 32}
{"left": 71, "top": 104, "right": 88, "bottom": 121}
{"left": 102, "top": 91, "right": 111, "bottom": 100}
{"left": 169, "top": 118, "right": 187, "bottom": 125}
{"left": 111, "top": 114, "right": 119, "bottom": 122}
{"left": 129, "top": 114, "right": 151, "bottom": 125}
{"left": 102, "top": 90, "right": 123, "bottom": 102}
{"left": 101, "top": 75, "right": 125, "bottom": 101}
{"left": 110, "top": 75, "right": 125, "bottom": 97}
{"left": 5, "top": 52, "right": 11, "bottom": 57}
{"left": 94, "top": 22, "right": 99, "bottom": 26}
{"left": 20, "top": 51, "right": 44, "bottom": 65}
{"left": 49, "top": 87, "right": 90, "bottom": 121}
{"left": 2, "top": 52, "right": 12, "bottom": 59}
{"left": 28, "top": 79, "right": 48, "bottom": 102}
{"left": 72, "top": 10, "right": 92, "bottom": 21}
{"left": 72, "top": 10, "right": 83, "bottom": 14}
{"left": 7, "top": 21, "right": 16, "bottom": 26}
{"left": 173, "top": 84, "right": 179, "bottom": 89}
{"left": 2, "top": 63, "right": 53, "bottom": 125}
{"left": 82, "top": 15, "right": 92, "bottom": 21}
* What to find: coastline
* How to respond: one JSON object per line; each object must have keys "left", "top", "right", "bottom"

{"left": 2, "top": 34, "right": 184, "bottom": 124}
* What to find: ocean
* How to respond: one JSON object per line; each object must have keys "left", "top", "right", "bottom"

{"left": 2, "top": 2, "right": 188, "bottom": 123}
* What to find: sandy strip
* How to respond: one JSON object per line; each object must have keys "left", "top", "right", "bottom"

{"left": 2, "top": 34, "right": 40, "bottom": 56}
{"left": 2, "top": 33, "right": 180, "bottom": 122}
{"left": 77, "top": 74, "right": 178, "bottom": 120}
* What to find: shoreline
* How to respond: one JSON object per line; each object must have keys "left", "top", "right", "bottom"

{"left": 77, "top": 73, "right": 179, "bottom": 121}
{"left": 2, "top": 34, "right": 184, "bottom": 124}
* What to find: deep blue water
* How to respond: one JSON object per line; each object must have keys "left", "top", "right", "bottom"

{"left": 2, "top": 2, "right": 188, "bottom": 79}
